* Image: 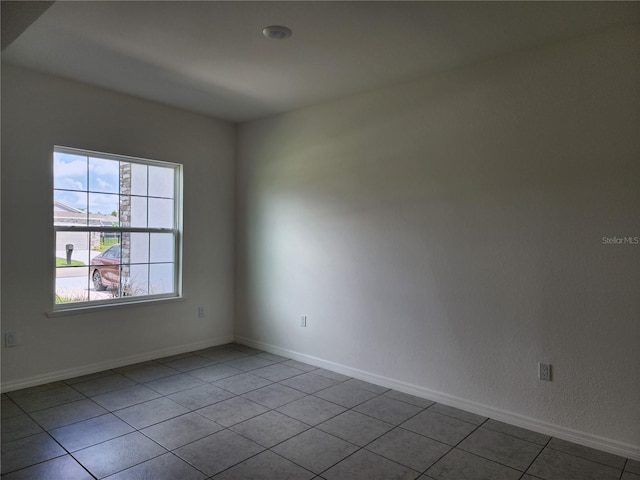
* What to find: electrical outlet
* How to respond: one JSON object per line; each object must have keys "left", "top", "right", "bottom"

{"left": 300, "top": 315, "right": 307, "bottom": 327}
{"left": 5, "top": 332, "right": 17, "bottom": 347}
{"left": 538, "top": 362, "right": 552, "bottom": 381}
{"left": 198, "top": 306, "right": 205, "bottom": 318}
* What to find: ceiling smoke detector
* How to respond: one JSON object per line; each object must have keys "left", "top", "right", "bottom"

{"left": 262, "top": 25, "right": 292, "bottom": 40}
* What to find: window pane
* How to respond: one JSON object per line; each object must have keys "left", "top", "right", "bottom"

{"left": 89, "top": 157, "right": 119, "bottom": 193}
{"left": 53, "top": 147, "right": 181, "bottom": 309}
{"left": 55, "top": 231, "right": 91, "bottom": 305}
{"left": 130, "top": 196, "right": 148, "bottom": 228}
{"left": 56, "top": 266, "right": 89, "bottom": 304}
{"left": 123, "top": 264, "right": 149, "bottom": 297}
{"left": 54, "top": 190, "right": 88, "bottom": 226}
{"left": 149, "top": 233, "right": 174, "bottom": 263}
{"left": 148, "top": 166, "right": 174, "bottom": 198}
{"left": 92, "top": 232, "right": 120, "bottom": 256}
{"left": 148, "top": 198, "right": 173, "bottom": 228}
{"left": 54, "top": 151, "right": 87, "bottom": 191}
{"left": 149, "top": 263, "right": 174, "bottom": 295}
{"left": 90, "top": 234, "right": 121, "bottom": 291}
{"left": 89, "top": 265, "right": 120, "bottom": 301}
{"left": 89, "top": 193, "right": 119, "bottom": 224}
{"left": 130, "top": 163, "right": 148, "bottom": 196}
{"left": 56, "top": 231, "right": 90, "bottom": 266}
{"left": 127, "top": 233, "right": 149, "bottom": 264}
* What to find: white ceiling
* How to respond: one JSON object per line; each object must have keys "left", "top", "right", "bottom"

{"left": 2, "top": 1, "right": 638, "bottom": 122}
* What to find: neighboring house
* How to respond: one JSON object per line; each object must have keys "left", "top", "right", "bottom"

{"left": 54, "top": 201, "right": 118, "bottom": 251}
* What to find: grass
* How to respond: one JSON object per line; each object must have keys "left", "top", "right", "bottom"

{"left": 55, "top": 289, "right": 88, "bottom": 304}
{"left": 94, "top": 238, "right": 119, "bottom": 252}
{"left": 56, "top": 257, "right": 85, "bottom": 267}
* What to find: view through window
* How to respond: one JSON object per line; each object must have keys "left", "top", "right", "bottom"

{"left": 54, "top": 147, "right": 182, "bottom": 308}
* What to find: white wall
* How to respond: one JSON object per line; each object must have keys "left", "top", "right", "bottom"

{"left": 236, "top": 26, "right": 640, "bottom": 455}
{"left": 1, "top": 65, "right": 236, "bottom": 389}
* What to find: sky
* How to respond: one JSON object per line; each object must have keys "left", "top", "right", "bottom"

{"left": 54, "top": 151, "right": 121, "bottom": 215}
{"left": 54, "top": 151, "right": 175, "bottom": 227}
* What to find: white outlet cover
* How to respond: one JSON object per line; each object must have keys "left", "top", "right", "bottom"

{"left": 538, "top": 362, "right": 552, "bottom": 381}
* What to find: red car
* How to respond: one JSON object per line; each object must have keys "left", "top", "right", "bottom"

{"left": 91, "top": 244, "right": 121, "bottom": 290}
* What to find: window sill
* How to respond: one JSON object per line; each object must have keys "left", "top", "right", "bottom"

{"left": 46, "top": 296, "right": 186, "bottom": 317}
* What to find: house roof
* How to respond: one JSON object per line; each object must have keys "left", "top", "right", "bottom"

{"left": 54, "top": 201, "right": 117, "bottom": 225}
{"left": 54, "top": 200, "right": 84, "bottom": 213}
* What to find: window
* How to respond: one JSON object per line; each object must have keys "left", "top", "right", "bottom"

{"left": 53, "top": 146, "right": 182, "bottom": 309}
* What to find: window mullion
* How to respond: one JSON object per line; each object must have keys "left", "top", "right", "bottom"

{"left": 54, "top": 226, "right": 174, "bottom": 234}
{"left": 54, "top": 146, "right": 180, "bottom": 310}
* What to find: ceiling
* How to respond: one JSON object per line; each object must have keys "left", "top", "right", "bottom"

{"left": 2, "top": 1, "right": 638, "bottom": 122}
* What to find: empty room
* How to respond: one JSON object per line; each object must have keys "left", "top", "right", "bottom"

{"left": 1, "top": 1, "right": 639, "bottom": 479}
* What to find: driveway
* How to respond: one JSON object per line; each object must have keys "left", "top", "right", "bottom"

{"left": 56, "top": 249, "right": 112, "bottom": 301}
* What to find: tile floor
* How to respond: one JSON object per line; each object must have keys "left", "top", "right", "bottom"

{"left": 1, "top": 343, "right": 638, "bottom": 479}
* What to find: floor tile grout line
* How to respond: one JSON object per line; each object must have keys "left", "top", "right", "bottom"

{"left": 410, "top": 414, "right": 488, "bottom": 478}
{"left": 7, "top": 391, "right": 92, "bottom": 416}
{"left": 543, "top": 441, "right": 627, "bottom": 471}
{"left": 0, "top": 371, "right": 518, "bottom": 475}
{"left": 4, "top": 344, "right": 636, "bottom": 479}
{"left": 227, "top": 418, "right": 315, "bottom": 451}
{"left": 346, "top": 393, "right": 430, "bottom": 428}
{"left": 7, "top": 373, "right": 409, "bottom": 478}
{"left": 0, "top": 434, "right": 65, "bottom": 477}
{"left": 65, "top": 388, "right": 213, "bottom": 478}
{"left": 67, "top": 451, "right": 103, "bottom": 480}
{"left": 266, "top": 446, "right": 333, "bottom": 478}
{"left": 316, "top": 437, "right": 423, "bottom": 479}
{"left": 304, "top": 391, "right": 430, "bottom": 476}
{"left": 4, "top": 425, "right": 99, "bottom": 479}
{"left": 617, "top": 460, "right": 627, "bottom": 480}
{"left": 521, "top": 434, "right": 553, "bottom": 477}
{"left": 62, "top": 369, "right": 118, "bottom": 386}
{"left": 424, "top": 403, "right": 488, "bottom": 427}
{"left": 70, "top": 439, "right": 168, "bottom": 480}
{"left": 267, "top": 396, "right": 345, "bottom": 428}
{"left": 480, "top": 421, "right": 550, "bottom": 447}
{"left": 0, "top": 395, "right": 31, "bottom": 421}
{"left": 4, "top": 381, "right": 71, "bottom": 399}
{"left": 12, "top": 370, "right": 473, "bottom": 462}
{"left": 24, "top": 408, "right": 108, "bottom": 438}
{"left": 117, "top": 418, "right": 214, "bottom": 478}
{"left": 362, "top": 424, "right": 453, "bottom": 475}
{"left": 65, "top": 373, "right": 141, "bottom": 399}
{"left": 200, "top": 347, "right": 638, "bottom": 477}
{"left": 164, "top": 449, "right": 212, "bottom": 479}
{"left": 189, "top": 440, "right": 280, "bottom": 479}
{"left": 358, "top": 402, "right": 453, "bottom": 471}
{"left": 456, "top": 417, "right": 552, "bottom": 471}
{"left": 379, "top": 392, "right": 436, "bottom": 410}
{"left": 2, "top": 452, "right": 99, "bottom": 480}
{"left": 453, "top": 442, "right": 541, "bottom": 475}
{"left": 20, "top": 396, "right": 100, "bottom": 421}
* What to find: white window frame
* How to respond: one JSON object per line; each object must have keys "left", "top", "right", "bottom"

{"left": 53, "top": 146, "right": 183, "bottom": 312}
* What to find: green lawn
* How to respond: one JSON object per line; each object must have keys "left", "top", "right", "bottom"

{"left": 94, "top": 238, "right": 119, "bottom": 252}
{"left": 56, "top": 257, "right": 85, "bottom": 267}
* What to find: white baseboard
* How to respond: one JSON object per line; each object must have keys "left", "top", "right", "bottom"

{"left": 235, "top": 335, "right": 640, "bottom": 462}
{"left": 0, "top": 335, "right": 234, "bottom": 393}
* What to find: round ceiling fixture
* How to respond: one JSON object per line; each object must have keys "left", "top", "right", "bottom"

{"left": 262, "top": 25, "right": 292, "bottom": 40}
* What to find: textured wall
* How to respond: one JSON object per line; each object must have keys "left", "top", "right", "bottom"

{"left": 1, "top": 65, "right": 236, "bottom": 387}
{"left": 236, "top": 26, "right": 640, "bottom": 449}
